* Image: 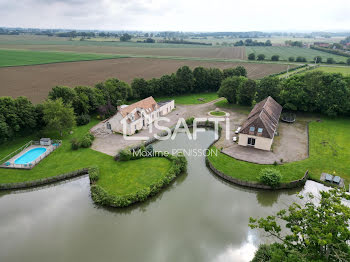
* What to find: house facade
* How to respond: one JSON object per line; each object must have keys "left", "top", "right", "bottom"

{"left": 106, "top": 96, "right": 175, "bottom": 135}
{"left": 238, "top": 96, "right": 282, "bottom": 151}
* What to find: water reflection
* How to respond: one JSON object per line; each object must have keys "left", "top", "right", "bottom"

{"left": 0, "top": 130, "right": 331, "bottom": 262}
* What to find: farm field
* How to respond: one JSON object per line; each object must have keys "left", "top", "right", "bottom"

{"left": 312, "top": 66, "right": 350, "bottom": 76}
{"left": 0, "top": 35, "right": 246, "bottom": 60}
{"left": 155, "top": 92, "right": 218, "bottom": 104}
{"left": 0, "top": 58, "right": 293, "bottom": 103}
{"left": 0, "top": 49, "right": 126, "bottom": 67}
{"left": 246, "top": 46, "right": 348, "bottom": 63}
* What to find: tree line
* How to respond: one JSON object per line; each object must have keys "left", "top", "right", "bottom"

{"left": 218, "top": 70, "right": 350, "bottom": 116}
{"left": 0, "top": 65, "right": 247, "bottom": 143}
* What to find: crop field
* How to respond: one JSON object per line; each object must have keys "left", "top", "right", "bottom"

{"left": 0, "top": 57, "right": 293, "bottom": 103}
{"left": 311, "top": 66, "right": 350, "bottom": 76}
{"left": 246, "top": 46, "right": 348, "bottom": 63}
{"left": 0, "top": 49, "right": 126, "bottom": 67}
{"left": 0, "top": 35, "right": 246, "bottom": 60}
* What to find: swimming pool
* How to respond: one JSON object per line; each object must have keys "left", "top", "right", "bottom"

{"left": 15, "top": 148, "right": 47, "bottom": 165}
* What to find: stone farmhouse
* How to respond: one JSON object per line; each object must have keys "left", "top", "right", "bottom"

{"left": 106, "top": 96, "right": 174, "bottom": 135}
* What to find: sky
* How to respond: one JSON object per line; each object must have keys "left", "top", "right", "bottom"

{"left": 0, "top": 0, "right": 349, "bottom": 32}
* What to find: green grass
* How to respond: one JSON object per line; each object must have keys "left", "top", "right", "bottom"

{"left": 0, "top": 119, "right": 172, "bottom": 197}
{"left": 214, "top": 99, "right": 252, "bottom": 114}
{"left": 246, "top": 46, "right": 348, "bottom": 63}
{"left": 155, "top": 92, "right": 218, "bottom": 104}
{"left": 311, "top": 66, "right": 350, "bottom": 76}
{"left": 208, "top": 118, "right": 350, "bottom": 187}
{"left": 209, "top": 111, "right": 226, "bottom": 116}
{"left": 0, "top": 49, "right": 127, "bottom": 67}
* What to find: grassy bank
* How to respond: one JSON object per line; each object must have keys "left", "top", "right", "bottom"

{"left": 208, "top": 118, "right": 350, "bottom": 188}
{"left": 0, "top": 119, "right": 174, "bottom": 200}
{"left": 0, "top": 49, "right": 127, "bottom": 67}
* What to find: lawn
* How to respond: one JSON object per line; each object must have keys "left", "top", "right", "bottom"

{"left": 311, "top": 66, "right": 350, "bottom": 76}
{"left": 0, "top": 49, "right": 127, "bottom": 67}
{"left": 214, "top": 99, "right": 252, "bottom": 114}
{"left": 155, "top": 92, "right": 218, "bottom": 104}
{"left": 208, "top": 118, "right": 350, "bottom": 187}
{"left": 0, "top": 119, "right": 172, "bottom": 197}
{"left": 209, "top": 111, "right": 226, "bottom": 116}
{"left": 246, "top": 46, "right": 348, "bottom": 63}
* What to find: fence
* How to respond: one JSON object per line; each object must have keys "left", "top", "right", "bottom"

{"left": 0, "top": 140, "right": 62, "bottom": 169}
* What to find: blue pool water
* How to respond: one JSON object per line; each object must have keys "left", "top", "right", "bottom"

{"left": 14, "top": 148, "right": 47, "bottom": 164}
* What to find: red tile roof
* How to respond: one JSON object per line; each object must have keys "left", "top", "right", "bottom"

{"left": 119, "top": 96, "right": 158, "bottom": 118}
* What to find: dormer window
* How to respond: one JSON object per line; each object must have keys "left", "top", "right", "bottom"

{"left": 249, "top": 126, "right": 255, "bottom": 132}
{"left": 258, "top": 128, "right": 263, "bottom": 133}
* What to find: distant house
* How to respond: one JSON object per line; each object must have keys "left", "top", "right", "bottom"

{"left": 106, "top": 96, "right": 174, "bottom": 135}
{"left": 238, "top": 96, "right": 282, "bottom": 151}
{"left": 314, "top": 42, "right": 330, "bottom": 48}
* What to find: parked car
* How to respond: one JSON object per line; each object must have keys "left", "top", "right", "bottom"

{"left": 232, "top": 136, "right": 237, "bottom": 142}
{"left": 235, "top": 127, "right": 241, "bottom": 134}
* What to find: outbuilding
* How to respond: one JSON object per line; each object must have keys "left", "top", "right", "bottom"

{"left": 238, "top": 96, "right": 282, "bottom": 151}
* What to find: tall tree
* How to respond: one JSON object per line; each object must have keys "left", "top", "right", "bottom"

{"left": 48, "top": 86, "right": 76, "bottom": 105}
{"left": 250, "top": 189, "right": 350, "bottom": 261}
{"left": 175, "top": 66, "right": 194, "bottom": 94}
{"left": 43, "top": 99, "right": 76, "bottom": 136}
{"left": 217, "top": 76, "right": 247, "bottom": 104}
{"left": 256, "top": 77, "right": 281, "bottom": 103}
{"left": 237, "top": 79, "right": 256, "bottom": 106}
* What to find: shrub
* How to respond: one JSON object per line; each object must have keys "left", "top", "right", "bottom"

{"left": 347, "top": 58, "right": 350, "bottom": 65}
{"left": 248, "top": 53, "right": 255, "bottom": 60}
{"left": 257, "top": 54, "right": 265, "bottom": 61}
{"left": 288, "top": 57, "right": 295, "bottom": 62}
{"left": 70, "top": 138, "right": 80, "bottom": 150}
{"left": 185, "top": 117, "right": 195, "bottom": 126}
{"left": 326, "top": 58, "right": 335, "bottom": 64}
{"left": 119, "top": 149, "right": 132, "bottom": 161}
{"left": 86, "top": 133, "right": 95, "bottom": 141}
{"left": 259, "top": 168, "right": 282, "bottom": 188}
{"left": 296, "top": 56, "right": 306, "bottom": 62}
{"left": 89, "top": 168, "right": 100, "bottom": 183}
{"left": 314, "top": 56, "right": 322, "bottom": 63}
{"left": 80, "top": 136, "right": 92, "bottom": 148}
{"left": 76, "top": 114, "right": 91, "bottom": 126}
{"left": 271, "top": 55, "right": 279, "bottom": 61}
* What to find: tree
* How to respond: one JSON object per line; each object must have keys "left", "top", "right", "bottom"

{"left": 250, "top": 189, "right": 350, "bottom": 261}
{"left": 314, "top": 56, "right": 322, "bottom": 63}
{"left": 271, "top": 55, "right": 279, "bottom": 61}
{"left": 347, "top": 58, "right": 350, "bottom": 65}
{"left": 207, "top": 68, "right": 223, "bottom": 92}
{"left": 159, "top": 74, "right": 176, "bottom": 96}
{"left": 96, "top": 78, "right": 131, "bottom": 106}
{"left": 237, "top": 79, "right": 256, "bottom": 106}
{"left": 326, "top": 57, "right": 335, "bottom": 64}
{"left": 248, "top": 53, "right": 256, "bottom": 60}
{"left": 296, "top": 56, "right": 307, "bottom": 62}
{"left": 48, "top": 86, "right": 76, "bottom": 105}
{"left": 257, "top": 54, "right": 266, "bottom": 61}
{"left": 42, "top": 99, "right": 76, "bottom": 136}
{"left": 131, "top": 78, "right": 150, "bottom": 99}
{"left": 256, "top": 76, "right": 281, "bottom": 103}
{"left": 120, "top": 33, "right": 131, "bottom": 41}
{"left": 288, "top": 57, "right": 295, "bottom": 62}
{"left": 217, "top": 76, "right": 246, "bottom": 104}
{"left": 175, "top": 66, "right": 194, "bottom": 94}
{"left": 223, "top": 66, "right": 247, "bottom": 78}
{"left": 193, "top": 67, "right": 209, "bottom": 92}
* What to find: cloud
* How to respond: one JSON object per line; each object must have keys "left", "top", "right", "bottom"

{"left": 0, "top": 0, "right": 349, "bottom": 31}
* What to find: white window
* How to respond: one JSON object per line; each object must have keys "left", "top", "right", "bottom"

{"left": 249, "top": 126, "right": 255, "bottom": 132}
{"left": 258, "top": 128, "right": 263, "bottom": 133}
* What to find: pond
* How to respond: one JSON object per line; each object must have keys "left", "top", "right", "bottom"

{"left": 0, "top": 130, "right": 329, "bottom": 262}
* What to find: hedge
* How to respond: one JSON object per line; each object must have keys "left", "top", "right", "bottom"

{"left": 310, "top": 45, "right": 350, "bottom": 59}
{"left": 89, "top": 153, "right": 187, "bottom": 207}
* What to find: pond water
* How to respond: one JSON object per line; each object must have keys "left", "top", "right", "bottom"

{"left": 0, "top": 130, "right": 329, "bottom": 262}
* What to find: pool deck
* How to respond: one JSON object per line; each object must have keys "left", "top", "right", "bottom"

{"left": 1, "top": 144, "right": 57, "bottom": 169}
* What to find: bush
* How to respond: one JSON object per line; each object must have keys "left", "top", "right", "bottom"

{"left": 70, "top": 138, "right": 80, "bottom": 150}
{"left": 119, "top": 149, "right": 132, "bottom": 161}
{"left": 347, "top": 58, "right": 350, "bottom": 65}
{"left": 259, "top": 168, "right": 282, "bottom": 188}
{"left": 86, "top": 132, "right": 95, "bottom": 141}
{"left": 288, "top": 57, "right": 295, "bottom": 62}
{"left": 185, "top": 117, "right": 195, "bottom": 126}
{"left": 326, "top": 58, "right": 335, "bottom": 64}
{"left": 271, "top": 55, "right": 279, "bottom": 61}
{"left": 80, "top": 136, "right": 92, "bottom": 148}
{"left": 89, "top": 168, "right": 100, "bottom": 183}
{"left": 257, "top": 54, "right": 265, "bottom": 61}
{"left": 76, "top": 114, "right": 90, "bottom": 126}
{"left": 248, "top": 53, "right": 255, "bottom": 60}
{"left": 296, "top": 56, "right": 307, "bottom": 62}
